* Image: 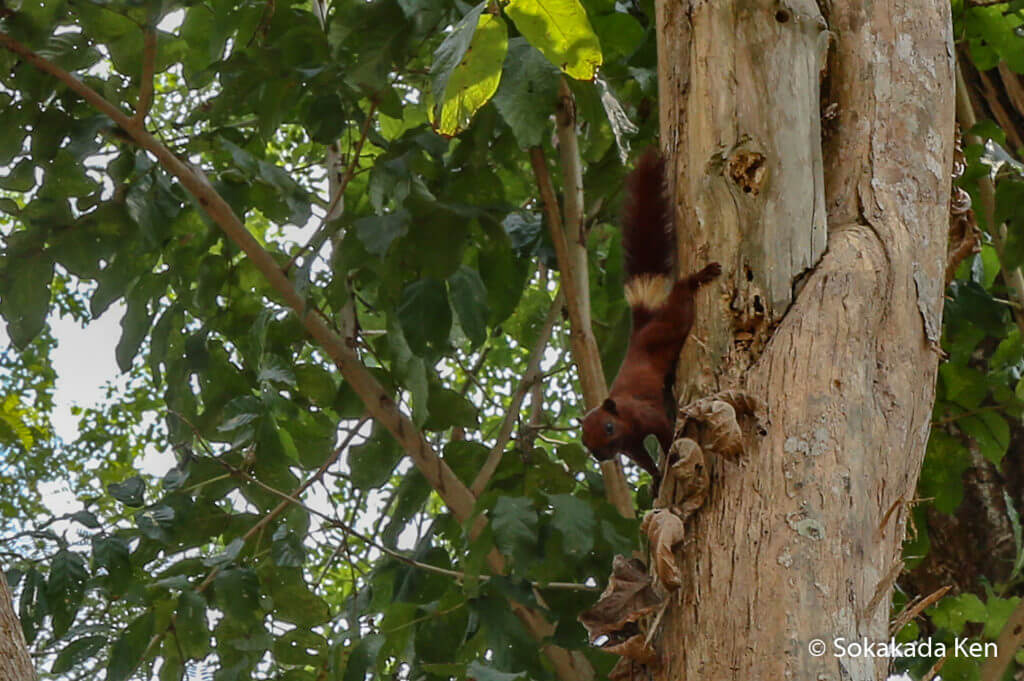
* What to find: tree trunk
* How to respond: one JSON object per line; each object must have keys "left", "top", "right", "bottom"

{"left": 0, "top": 574, "right": 35, "bottom": 681}
{"left": 656, "top": 0, "right": 954, "bottom": 678}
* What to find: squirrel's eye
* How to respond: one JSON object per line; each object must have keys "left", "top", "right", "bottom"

{"left": 604, "top": 422, "right": 614, "bottom": 435}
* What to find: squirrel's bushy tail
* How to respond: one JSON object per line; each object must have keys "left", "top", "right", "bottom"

{"left": 623, "top": 148, "right": 674, "bottom": 312}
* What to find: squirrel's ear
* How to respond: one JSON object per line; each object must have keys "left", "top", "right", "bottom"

{"left": 602, "top": 398, "right": 617, "bottom": 414}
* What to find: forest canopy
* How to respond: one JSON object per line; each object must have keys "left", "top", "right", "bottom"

{"left": 0, "top": 0, "right": 1023, "bottom": 679}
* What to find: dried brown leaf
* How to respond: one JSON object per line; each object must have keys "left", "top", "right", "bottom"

{"left": 579, "top": 556, "right": 662, "bottom": 639}
{"left": 641, "top": 508, "right": 686, "bottom": 590}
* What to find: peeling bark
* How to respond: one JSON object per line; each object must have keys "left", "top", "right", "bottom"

{"left": 652, "top": 0, "right": 955, "bottom": 678}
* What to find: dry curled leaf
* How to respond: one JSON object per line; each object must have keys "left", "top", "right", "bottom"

{"left": 677, "top": 390, "right": 765, "bottom": 459}
{"left": 641, "top": 508, "right": 686, "bottom": 590}
{"left": 606, "top": 632, "right": 660, "bottom": 666}
{"left": 655, "top": 438, "right": 708, "bottom": 515}
{"left": 579, "top": 556, "right": 661, "bottom": 640}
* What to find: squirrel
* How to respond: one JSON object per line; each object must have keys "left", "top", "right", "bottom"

{"left": 581, "top": 148, "right": 720, "bottom": 488}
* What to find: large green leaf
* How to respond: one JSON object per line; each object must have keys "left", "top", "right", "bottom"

{"left": 490, "top": 497, "right": 539, "bottom": 567}
{"left": 432, "top": 4, "right": 508, "bottom": 135}
{"left": 503, "top": 0, "right": 602, "bottom": 80}
{"left": 107, "top": 611, "right": 155, "bottom": 681}
{"left": 397, "top": 278, "right": 452, "bottom": 356}
{"left": 0, "top": 248, "right": 53, "bottom": 349}
{"left": 448, "top": 265, "right": 489, "bottom": 347}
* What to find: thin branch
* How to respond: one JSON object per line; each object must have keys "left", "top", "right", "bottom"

{"left": 212, "top": 452, "right": 596, "bottom": 592}
{"left": 459, "top": 345, "right": 492, "bottom": 397}
{"left": 131, "top": 24, "right": 157, "bottom": 126}
{"left": 529, "top": 142, "right": 632, "bottom": 519}
{"left": 890, "top": 585, "right": 950, "bottom": 636}
{"left": 0, "top": 34, "right": 592, "bottom": 681}
{"left": 471, "top": 288, "right": 563, "bottom": 496}
{"left": 861, "top": 559, "right": 903, "bottom": 622}
{"left": 285, "top": 102, "right": 378, "bottom": 271}
{"left": 555, "top": 78, "right": 591, "bottom": 339}
{"left": 197, "top": 417, "right": 368, "bottom": 592}
{"left": 528, "top": 145, "right": 605, "bottom": 408}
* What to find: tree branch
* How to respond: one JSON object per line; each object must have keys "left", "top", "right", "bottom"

{"left": 285, "top": 102, "right": 378, "bottom": 272}
{"left": 131, "top": 24, "right": 157, "bottom": 125}
{"left": 555, "top": 78, "right": 591, "bottom": 337}
{"left": 528, "top": 146, "right": 605, "bottom": 407}
{"left": 529, "top": 144, "right": 634, "bottom": 518}
{"left": 197, "top": 417, "right": 368, "bottom": 593}
{"left": 471, "top": 288, "right": 563, "bottom": 496}
{"left": 216, "top": 454, "right": 598, "bottom": 591}
{"left": 0, "top": 33, "right": 592, "bottom": 681}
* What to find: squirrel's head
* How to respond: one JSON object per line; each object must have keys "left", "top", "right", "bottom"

{"left": 581, "top": 398, "right": 626, "bottom": 460}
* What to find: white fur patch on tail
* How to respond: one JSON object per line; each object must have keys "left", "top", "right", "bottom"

{"left": 624, "top": 274, "right": 671, "bottom": 310}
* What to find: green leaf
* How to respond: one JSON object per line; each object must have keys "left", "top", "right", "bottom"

{"left": 70, "top": 510, "right": 100, "bottom": 528}
{"left": 263, "top": 567, "right": 330, "bottom": 627}
{"left": 493, "top": 40, "right": 560, "bottom": 148}
{"left": 960, "top": 412, "right": 1010, "bottom": 464}
{"left": 491, "top": 496, "right": 539, "bottom": 566}
{"left": 984, "top": 596, "right": 1021, "bottom": 640}
{"left": 918, "top": 431, "right": 972, "bottom": 514}
{"left": 397, "top": 278, "right": 452, "bottom": 356}
{"left": 52, "top": 635, "right": 107, "bottom": 674}
{"left": 343, "top": 634, "right": 385, "bottom": 681}
{"left": 424, "top": 387, "right": 478, "bottom": 430}
{"left": 214, "top": 568, "right": 262, "bottom": 622}
{"left": 467, "top": 661, "right": 528, "bottom": 681}
{"left": 503, "top": 0, "right": 603, "bottom": 80}
{"left": 48, "top": 550, "right": 88, "bottom": 638}
{"left": 295, "top": 363, "right": 338, "bottom": 407}
{"left": 115, "top": 294, "right": 153, "bottom": 372}
{"left": 275, "top": 628, "right": 328, "bottom": 666}
{"left": 432, "top": 10, "right": 508, "bottom": 135}
{"left": 591, "top": 12, "right": 644, "bottom": 60}
{"left": 938, "top": 363, "right": 989, "bottom": 409}
{"left": 964, "top": 6, "right": 1024, "bottom": 73}
{"left": 355, "top": 211, "right": 410, "bottom": 256}
{"left": 108, "top": 476, "right": 146, "bottom": 507}
{"left": 176, "top": 590, "right": 211, "bottom": 660}
{"left": 928, "top": 593, "right": 988, "bottom": 634}
{"left": 448, "top": 265, "right": 489, "bottom": 347}
{"left": 258, "top": 355, "right": 297, "bottom": 387}
{"left": 479, "top": 235, "right": 530, "bottom": 326}
{"left": 0, "top": 158, "right": 36, "bottom": 191}
{"left": 546, "top": 493, "right": 596, "bottom": 556}
{"left": 0, "top": 249, "right": 54, "bottom": 349}
{"left": 387, "top": 317, "right": 430, "bottom": 426}
{"left": 92, "top": 536, "right": 131, "bottom": 586}
{"left": 348, "top": 427, "right": 403, "bottom": 490}
{"left": 432, "top": 4, "right": 485, "bottom": 127}
{"left": 107, "top": 611, "right": 155, "bottom": 681}
{"left": 271, "top": 526, "right": 306, "bottom": 567}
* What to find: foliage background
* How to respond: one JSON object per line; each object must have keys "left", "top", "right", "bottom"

{"left": 0, "top": 0, "right": 1023, "bottom": 679}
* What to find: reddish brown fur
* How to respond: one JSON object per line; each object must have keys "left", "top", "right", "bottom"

{"left": 581, "top": 149, "right": 720, "bottom": 486}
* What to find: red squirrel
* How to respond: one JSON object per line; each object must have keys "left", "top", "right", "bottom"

{"left": 581, "top": 149, "right": 720, "bottom": 487}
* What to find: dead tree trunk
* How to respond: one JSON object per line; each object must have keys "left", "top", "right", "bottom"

{"left": 0, "top": 574, "right": 35, "bottom": 681}
{"left": 655, "top": 0, "right": 954, "bottom": 678}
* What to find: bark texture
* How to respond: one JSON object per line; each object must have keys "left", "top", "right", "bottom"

{"left": 655, "top": 0, "right": 955, "bottom": 678}
{"left": 0, "top": 575, "right": 34, "bottom": 681}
